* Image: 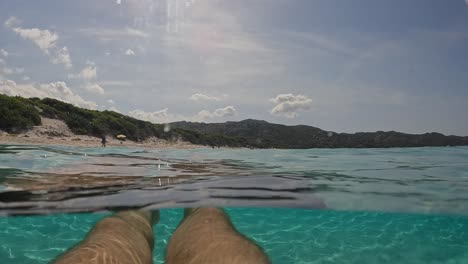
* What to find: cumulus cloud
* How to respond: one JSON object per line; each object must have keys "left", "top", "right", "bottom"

{"left": 0, "top": 49, "right": 8, "bottom": 57}
{"left": 125, "top": 49, "right": 135, "bottom": 56}
{"left": 19, "top": 28, "right": 58, "bottom": 53}
{"left": 0, "top": 80, "right": 97, "bottom": 109}
{"left": 129, "top": 108, "right": 174, "bottom": 123}
{"left": 68, "top": 65, "right": 97, "bottom": 80}
{"left": 107, "top": 99, "right": 115, "bottom": 104}
{"left": 85, "top": 83, "right": 105, "bottom": 95}
{"left": 50, "top": 47, "right": 72, "bottom": 68}
{"left": 109, "top": 106, "right": 120, "bottom": 113}
{"left": 5, "top": 17, "right": 72, "bottom": 68}
{"left": 80, "top": 65, "right": 97, "bottom": 80}
{"left": 4, "top": 17, "right": 19, "bottom": 28}
{"left": 128, "top": 105, "right": 237, "bottom": 124}
{"left": 189, "top": 93, "right": 223, "bottom": 101}
{"left": 6, "top": 18, "right": 58, "bottom": 53}
{"left": 198, "top": 106, "right": 237, "bottom": 119}
{"left": 270, "top": 94, "right": 313, "bottom": 118}
{"left": 214, "top": 106, "right": 237, "bottom": 116}
{"left": 23, "top": 76, "right": 30, "bottom": 81}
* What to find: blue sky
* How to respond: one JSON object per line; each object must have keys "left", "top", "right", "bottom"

{"left": 1, "top": 0, "right": 468, "bottom": 135}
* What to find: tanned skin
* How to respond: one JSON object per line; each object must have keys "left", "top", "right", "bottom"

{"left": 54, "top": 208, "right": 270, "bottom": 264}
{"left": 165, "top": 208, "right": 270, "bottom": 264}
{"left": 53, "top": 211, "right": 158, "bottom": 264}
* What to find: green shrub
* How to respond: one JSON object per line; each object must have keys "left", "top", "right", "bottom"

{"left": 0, "top": 94, "right": 249, "bottom": 147}
{"left": 0, "top": 94, "right": 41, "bottom": 133}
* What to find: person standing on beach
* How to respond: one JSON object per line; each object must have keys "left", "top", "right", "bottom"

{"left": 100, "top": 135, "right": 107, "bottom": 147}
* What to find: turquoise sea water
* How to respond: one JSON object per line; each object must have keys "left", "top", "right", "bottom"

{"left": 1, "top": 208, "right": 468, "bottom": 264}
{"left": 1, "top": 145, "right": 468, "bottom": 263}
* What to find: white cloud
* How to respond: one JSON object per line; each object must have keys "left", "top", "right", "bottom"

{"left": 107, "top": 99, "right": 115, "bottom": 104}
{"left": 196, "top": 106, "right": 237, "bottom": 120}
{"left": 23, "top": 76, "right": 30, "bottom": 81}
{"left": 189, "top": 93, "right": 223, "bottom": 101}
{"left": 196, "top": 110, "right": 212, "bottom": 120}
{"left": 465, "top": 0, "right": 468, "bottom": 6}
{"left": 214, "top": 106, "right": 237, "bottom": 117}
{"left": 15, "top": 67, "right": 24, "bottom": 74}
{"left": 5, "top": 17, "right": 72, "bottom": 68}
{"left": 125, "top": 49, "right": 135, "bottom": 56}
{"left": 39, "top": 82, "right": 97, "bottom": 109}
{"left": 85, "top": 83, "right": 105, "bottom": 95}
{"left": 80, "top": 65, "right": 97, "bottom": 80}
{"left": 51, "top": 46, "right": 72, "bottom": 68}
{"left": 0, "top": 49, "right": 8, "bottom": 57}
{"left": 69, "top": 65, "right": 97, "bottom": 80}
{"left": 109, "top": 106, "right": 120, "bottom": 113}
{"left": 127, "top": 106, "right": 238, "bottom": 124}
{"left": 7, "top": 23, "right": 58, "bottom": 54}
{"left": 270, "top": 94, "right": 313, "bottom": 118}
{"left": 24, "top": 28, "right": 58, "bottom": 52}
{"left": 116, "top": 0, "right": 122, "bottom": 4}
{"left": 0, "top": 80, "right": 97, "bottom": 109}
{"left": 4, "top": 17, "right": 19, "bottom": 28}
{"left": 129, "top": 108, "right": 175, "bottom": 123}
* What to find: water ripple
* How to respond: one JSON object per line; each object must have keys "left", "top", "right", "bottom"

{"left": 1, "top": 144, "right": 468, "bottom": 216}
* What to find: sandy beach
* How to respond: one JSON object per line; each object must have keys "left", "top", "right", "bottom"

{"left": 0, "top": 118, "right": 200, "bottom": 149}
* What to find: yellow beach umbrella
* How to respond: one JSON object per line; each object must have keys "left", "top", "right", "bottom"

{"left": 116, "top": 134, "right": 126, "bottom": 139}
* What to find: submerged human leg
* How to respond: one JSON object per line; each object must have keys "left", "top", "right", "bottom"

{"left": 54, "top": 210, "right": 159, "bottom": 264}
{"left": 166, "top": 207, "right": 270, "bottom": 264}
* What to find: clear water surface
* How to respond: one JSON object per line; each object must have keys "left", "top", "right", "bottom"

{"left": 1, "top": 144, "right": 468, "bottom": 263}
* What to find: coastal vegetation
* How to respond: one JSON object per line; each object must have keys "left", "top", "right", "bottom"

{"left": 1, "top": 94, "right": 467, "bottom": 148}
{"left": 0, "top": 94, "right": 246, "bottom": 147}
{"left": 0, "top": 94, "right": 41, "bottom": 133}
{"left": 172, "top": 121, "right": 468, "bottom": 148}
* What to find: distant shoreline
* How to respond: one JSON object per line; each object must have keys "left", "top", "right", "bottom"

{"left": 3, "top": 95, "right": 467, "bottom": 149}
{"left": 0, "top": 134, "right": 200, "bottom": 149}
{"left": 0, "top": 118, "right": 199, "bottom": 150}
